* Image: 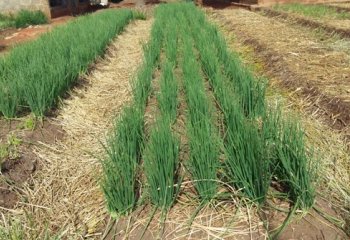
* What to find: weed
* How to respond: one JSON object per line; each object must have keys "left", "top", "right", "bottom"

{"left": 0, "top": 13, "right": 15, "bottom": 30}
{"left": 132, "top": 11, "right": 147, "bottom": 20}
{"left": 14, "top": 10, "right": 48, "bottom": 28}
{"left": 0, "top": 134, "right": 22, "bottom": 171}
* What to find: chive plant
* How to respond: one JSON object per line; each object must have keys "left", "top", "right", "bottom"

{"left": 102, "top": 2, "right": 316, "bottom": 219}
{"left": 143, "top": 12, "right": 180, "bottom": 210}
{"left": 102, "top": 14, "right": 164, "bottom": 216}
{"left": 102, "top": 107, "right": 143, "bottom": 216}
{"left": 0, "top": 9, "right": 134, "bottom": 117}
{"left": 181, "top": 2, "right": 314, "bottom": 207}
{"left": 274, "top": 119, "right": 315, "bottom": 209}
{"left": 182, "top": 35, "right": 219, "bottom": 202}
{"left": 157, "top": 62, "right": 178, "bottom": 122}
{"left": 190, "top": 10, "right": 265, "bottom": 118}
{"left": 182, "top": 14, "right": 270, "bottom": 203}
{"left": 144, "top": 119, "right": 180, "bottom": 209}
{"left": 133, "top": 19, "right": 163, "bottom": 111}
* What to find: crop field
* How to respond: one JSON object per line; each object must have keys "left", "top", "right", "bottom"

{"left": 0, "top": 1, "right": 349, "bottom": 240}
{"left": 0, "top": 9, "right": 136, "bottom": 117}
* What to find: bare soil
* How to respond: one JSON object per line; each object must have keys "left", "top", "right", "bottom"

{"left": 261, "top": 197, "right": 345, "bottom": 239}
{"left": 0, "top": 119, "right": 64, "bottom": 209}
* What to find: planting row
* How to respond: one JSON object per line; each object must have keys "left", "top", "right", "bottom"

{"left": 102, "top": 11, "right": 163, "bottom": 215}
{"left": 0, "top": 9, "right": 138, "bottom": 118}
{"left": 102, "top": 3, "right": 316, "bottom": 221}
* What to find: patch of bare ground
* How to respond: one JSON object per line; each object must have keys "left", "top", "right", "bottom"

{"left": 208, "top": 8, "right": 349, "bottom": 238}
{"left": 0, "top": 19, "right": 153, "bottom": 239}
{"left": 0, "top": 119, "right": 64, "bottom": 209}
{"left": 262, "top": 8, "right": 350, "bottom": 39}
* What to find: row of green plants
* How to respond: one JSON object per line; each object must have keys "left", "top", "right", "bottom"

{"left": 102, "top": 3, "right": 316, "bottom": 221}
{"left": 0, "top": 10, "right": 48, "bottom": 30}
{"left": 102, "top": 11, "right": 164, "bottom": 216}
{"left": 0, "top": 9, "right": 136, "bottom": 118}
{"left": 181, "top": 34, "right": 220, "bottom": 202}
{"left": 183, "top": 6, "right": 270, "bottom": 203}
{"left": 183, "top": 3, "right": 315, "bottom": 209}
{"left": 144, "top": 16, "right": 181, "bottom": 211}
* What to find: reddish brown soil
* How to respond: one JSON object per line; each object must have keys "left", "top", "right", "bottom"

{"left": 0, "top": 16, "right": 73, "bottom": 55}
{"left": 0, "top": 119, "right": 64, "bottom": 209}
{"left": 261, "top": 197, "right": 346, "bottom": 239}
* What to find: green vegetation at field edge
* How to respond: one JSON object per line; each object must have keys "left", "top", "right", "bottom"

{"left": 0, "top": 10, "right": 48, "bottom": 30}
{"left": 273, "top": 3, "right": 350, "bottom": 20}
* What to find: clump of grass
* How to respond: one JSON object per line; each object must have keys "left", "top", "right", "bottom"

{"left": 0, "top": 13, "right": 15, "bottom": 30}
{"left": 0, "top": 218, "right": 24, "bottom": 240}
{"left": 0, "top": 10, "right": 48, "bottom": 30}
{"left": 102, "top": 107, "right": 143, "bottom": 216}
{"left": 14, "top": 10, "right": 48, "bottom": 28}
{"left": 273, "top": 3, "right": 350, "bottom": 20}
{"left": 132, "top": 11, "right": 147, "bottom": 20}
{"left": 0, "top": 9, "right": 135, "bottom": 117}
